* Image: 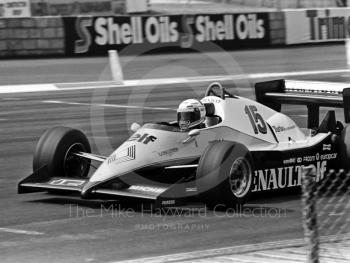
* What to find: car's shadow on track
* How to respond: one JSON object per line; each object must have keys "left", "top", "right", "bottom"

{"left": 250, "top": 188, "right": 302, "bottom": 204}
{"left": 26, "top": 192, "right": 298, "bottom": 217}
{"left": 27, "top": 195, "right": 168, "bottom": 212}
{"left": 27, "top": 196, "right": 121, "bottom": 209}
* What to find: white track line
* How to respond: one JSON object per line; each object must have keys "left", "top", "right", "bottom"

{"left": 0, "top": 84, "right": 58, "bottom": 94}
{"left": 0, "top": 227, "right": 44, "bottom": 236}
{"left": 112, "top": 234, "right": 350, "bottom": 263}
{"left": 42, "top": 100, "right": 175, "bottom": 111}
{"left": 1, "top": 68, "right": 350, "bottom": 94}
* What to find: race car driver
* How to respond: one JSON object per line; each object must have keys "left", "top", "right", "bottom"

{"left": 177, "top": 99, "right": 206, "bottom": 131}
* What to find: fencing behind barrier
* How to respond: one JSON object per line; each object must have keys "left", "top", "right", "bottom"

{"left": 302, "top": 167, "right": 350, "bottom": 262}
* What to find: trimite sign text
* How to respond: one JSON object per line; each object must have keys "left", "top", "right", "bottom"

{"left": 285, "top": 8, "right": 350, "bottom": 44}
{"left": 63, "top": 13, "right": 270, "bottom": 55}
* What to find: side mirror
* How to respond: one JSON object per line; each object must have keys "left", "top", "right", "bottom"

{"left": 188, "top": 129, "right": 200, "bottom": 137}
{"left": 130, "top": 123, "right": 141, "bottom": 132}
{"left": 182, "top": 129, "right": 200, "bottom": 144}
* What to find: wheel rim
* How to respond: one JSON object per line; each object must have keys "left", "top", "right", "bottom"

{"left": 229, "top": 157, "right": 252, "bottom": 198}
{"left": 64, "top": 143, "right": 89, "bottom": 178}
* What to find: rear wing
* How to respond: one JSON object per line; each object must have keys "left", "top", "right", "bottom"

{"left": 255, "top": 79, "right": 350, "bottom": 128}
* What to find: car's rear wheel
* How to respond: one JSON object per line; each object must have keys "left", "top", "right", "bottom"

{"left": 196, "top": 141, "right": 254, "bottom": 209}
{"left": 33, "top": 126, "right": 91, "bottom": 178}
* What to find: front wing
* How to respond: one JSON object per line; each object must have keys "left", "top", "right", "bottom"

{"left": 18, "top": 166, "right": 188, "bottom": 208}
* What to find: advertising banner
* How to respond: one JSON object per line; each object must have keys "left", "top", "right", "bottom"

{"left": 63, "top": 13, "right": 271, "bottom": 56}
{"left": 285, "top": 8, "right": 350, "bottom": 44}
{"left": 0, "top": 0, "right": 31, "bottom": 17}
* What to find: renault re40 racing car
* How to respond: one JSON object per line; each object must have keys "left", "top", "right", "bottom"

{"left": 18, "top": 80, "right": 350, "bottom": 208}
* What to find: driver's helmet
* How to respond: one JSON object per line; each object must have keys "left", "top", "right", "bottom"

{"left": 177, "top": 99, "right": 206, "bottom": 130}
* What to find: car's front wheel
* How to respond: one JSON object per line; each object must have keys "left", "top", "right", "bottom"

{"left": 196, "top": 141, "right": 254, "bottom": 209}
{"left": 33, "top": 126, "right": 91, "bottom": 178}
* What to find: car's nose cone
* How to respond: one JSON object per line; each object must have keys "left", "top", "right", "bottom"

{"left": 81, "top": 181, "right": 101, "bottom": 198}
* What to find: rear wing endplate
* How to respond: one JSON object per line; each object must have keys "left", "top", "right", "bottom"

{"left": 255, "top": 79, "right": 350, "bottom": 128}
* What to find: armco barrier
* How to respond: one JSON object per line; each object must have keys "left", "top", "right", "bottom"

{"left": 0, "top": 17, "right": 65, "bottom": 57}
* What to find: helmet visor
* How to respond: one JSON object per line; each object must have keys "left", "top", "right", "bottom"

{"left": 177, "top": 110, "right": 200, "bottom": 129}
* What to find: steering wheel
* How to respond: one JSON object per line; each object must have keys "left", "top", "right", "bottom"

{"left": 205, "top": 82, "right": 235, "bottom": 100}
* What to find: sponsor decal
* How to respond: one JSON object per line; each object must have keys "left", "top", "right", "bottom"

{"left": 283, "top": 158, "right": 296, "bottom": 165}
{"left": 158, "top": 147, "right": 179, "bottom": 157}
{"left": 293, "top": 153, "right": 337, "bottom": 164}
{"left": 323, "top": 144, "right": 332, "bottom": 151}
{"left": 129, "top": 185, "right": 165, "bottom": 194}
{"left": 272, "top": 125, "right": 296, "bottom": 133}
{"left": 252, "top": 161, "right": 328, "bottom": 192}
{"left": 49, "top": 179, "right": 86, "bottom": 187}
{"left": 128, "top": 133, "right": 157, "bottom": 145}
{"left": 320, "top": 153, "right": 337, "bottom": 160}
{"left": 108, "top": 145, "right": 136, "bottom": 165}
{"left": 63, "top": 13, "right": 270, "bottom": 55}
{"left": 201, "top": 97, "right": 222, "bottom": 104}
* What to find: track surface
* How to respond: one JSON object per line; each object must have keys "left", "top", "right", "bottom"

{"left": 0, "top": 44, "right": 349, "bottom": 262}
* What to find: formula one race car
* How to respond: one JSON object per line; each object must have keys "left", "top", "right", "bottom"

{"left": 18, "top": 80, "right": 350, "bottom": 208}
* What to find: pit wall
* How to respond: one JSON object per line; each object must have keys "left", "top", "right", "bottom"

{"left": 1, "top": 8, "right": 350, "bottom": 58}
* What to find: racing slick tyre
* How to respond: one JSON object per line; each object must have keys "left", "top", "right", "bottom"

{"left": 339, "top": 124, "right": 350, "bottom": 170}
{"left": 33, "top": 126, "right": 91, "bottom": 178}
{"left": 196, "top": 141, "right": 254, "bottom": 209}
